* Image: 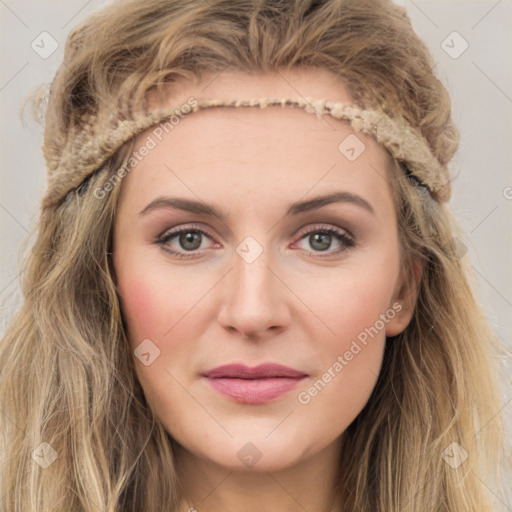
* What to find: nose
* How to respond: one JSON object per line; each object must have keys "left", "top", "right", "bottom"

{"left": 217, "top": 240, "right": 291, "bottom": 341}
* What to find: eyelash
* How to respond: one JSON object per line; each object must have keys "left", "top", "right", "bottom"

{"left": 156, "top": 224, "right": 356, "bottom": 260}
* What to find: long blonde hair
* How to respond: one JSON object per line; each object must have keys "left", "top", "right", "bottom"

{"left": 1, "top": 0, "right": 509, "bottom": 510}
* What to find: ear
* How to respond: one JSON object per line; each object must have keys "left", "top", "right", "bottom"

{"left": 385, "top": 256, "right": 424, "bottom": 337}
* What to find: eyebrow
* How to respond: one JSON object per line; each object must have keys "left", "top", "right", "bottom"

{"left": 139, "top": 191, "right": 375, "bottom": 219}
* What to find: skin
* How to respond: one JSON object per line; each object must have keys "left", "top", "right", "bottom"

{"left": 112, "top": 67, "right": 421, "bottom": 512}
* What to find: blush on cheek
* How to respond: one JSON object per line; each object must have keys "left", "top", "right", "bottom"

{"left": 118, "top": 278, "right": 162, "bottom": 346}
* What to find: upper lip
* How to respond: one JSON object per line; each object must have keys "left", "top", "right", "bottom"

{"left": 202, "top": 363, "right": 308, "bottom": 379}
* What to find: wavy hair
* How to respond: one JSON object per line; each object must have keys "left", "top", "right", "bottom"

{"left": 1, "top": 0, "right": 509, "bottom": 510}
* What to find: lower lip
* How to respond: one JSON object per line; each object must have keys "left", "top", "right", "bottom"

{"left": 204, "top": 376, "right": 307, "bottom": 404}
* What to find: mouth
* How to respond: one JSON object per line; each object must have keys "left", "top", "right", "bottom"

{"left": 201, "top": 363, "right": 308, "bottom": 404}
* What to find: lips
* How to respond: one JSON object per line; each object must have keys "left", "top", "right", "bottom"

{"left": 202, "top": 363, "right": 307, "bottom": 379}
{"left": 201, "top": 363, "right": 308, "bottom": 404}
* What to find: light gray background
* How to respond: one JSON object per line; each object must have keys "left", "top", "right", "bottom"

{"left": 1, "top": 0, "right": 511, "bottom": 505}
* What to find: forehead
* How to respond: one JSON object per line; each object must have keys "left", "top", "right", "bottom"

{"left": 124, "top": 110, "right": 394, "bottom": 221}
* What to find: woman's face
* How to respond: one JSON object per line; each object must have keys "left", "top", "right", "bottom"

{"left": 112, "top": 68, "right": 419, "bottom": 473}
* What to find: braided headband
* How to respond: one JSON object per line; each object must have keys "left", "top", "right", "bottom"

{"left": 42, "top": 96, "right": 450, "bottom": 209}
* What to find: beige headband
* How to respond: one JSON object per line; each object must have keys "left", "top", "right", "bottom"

{"left": 41, "top": 96, "right": 450, "bottom": 209}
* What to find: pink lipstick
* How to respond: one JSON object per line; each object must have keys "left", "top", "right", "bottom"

{"left": 202, "top": 363, "right": 308, "bottom": 404}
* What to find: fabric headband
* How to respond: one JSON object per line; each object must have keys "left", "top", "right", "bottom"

{"left": 41, "top": 96, "right": 450, "bottom": 209}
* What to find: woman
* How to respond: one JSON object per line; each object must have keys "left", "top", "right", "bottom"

{"left": 0, "top": 0, "right": 509, "bottom": 510}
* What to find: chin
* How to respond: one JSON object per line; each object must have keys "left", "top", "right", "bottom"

{"left": 176, "top": 423, "right": 328, "bottom": 473}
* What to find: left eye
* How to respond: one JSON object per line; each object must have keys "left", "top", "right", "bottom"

{"left": 156, "top": 225, "right": 355, "bottom": 259}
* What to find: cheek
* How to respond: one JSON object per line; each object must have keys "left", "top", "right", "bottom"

{"left": 297, "top": 283, "right": 390, "bottom": 436}
{"left": 118, "top": 278, "right": 162, "bottom": 344}
{"left": 124, "top": 278, "right": 151, "bottom": 317}
{"left": 116, "top": 274, "right": 192, "bottom": 410}
{"left": 117, "top": 264, "right": 203, "bottom": 346}
{"left": 299, "top": 259, "right": 399, "bottom": 348}
{"left": 296, "top": 253, "right": 399, "bottom": 404}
